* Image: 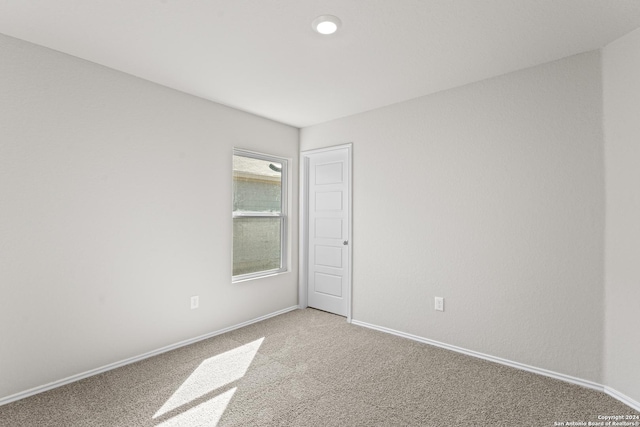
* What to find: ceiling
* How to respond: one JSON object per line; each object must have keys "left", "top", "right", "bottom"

{"left": 1, "top": 1, "right": 640, "bottom": 128}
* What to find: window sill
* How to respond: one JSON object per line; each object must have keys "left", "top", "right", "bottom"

{"left": 232, "top": 269, "right": 289, "bottom": 284}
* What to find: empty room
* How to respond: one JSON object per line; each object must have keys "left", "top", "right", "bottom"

{"left": 1, "top": 1, "right": 639, "bottom": 426}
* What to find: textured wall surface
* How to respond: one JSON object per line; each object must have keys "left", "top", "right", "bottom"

{"left": 232, "top": 178, "right": 283, "bottom": 275}
{"left": 301, "top": 51, "right": 605, "bottom": 382}
{"left": 603, "top": 27, "right": 640, "bottom": 404}
{"left": 0, "top": 34, "right": 298, "bottom": 400}
{"left": 233, "top": 217, "right": 282, "bottom": 275}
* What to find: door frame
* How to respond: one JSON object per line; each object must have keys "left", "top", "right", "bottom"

{"left": 299, "top": 143, "right": 353, "bottom": 322}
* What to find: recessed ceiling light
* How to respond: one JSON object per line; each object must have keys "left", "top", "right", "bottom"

{"left": 312, "top": 15, "right": 341, "bottom": 35}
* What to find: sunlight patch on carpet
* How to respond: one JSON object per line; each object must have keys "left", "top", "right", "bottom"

{"left": 153, "top": 338, "right": 263, "bottom": 419}
{"left": 156, "top": 387, "right": 237, "bottom": 427}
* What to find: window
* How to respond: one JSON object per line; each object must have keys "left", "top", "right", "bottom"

{"left": 232, "top": 149, "right": 287, "bottom": 281}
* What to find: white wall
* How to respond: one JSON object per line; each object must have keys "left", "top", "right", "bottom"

{"left": 0, "top": 34, "right": 298, "bottom": 400}
{"left": 603, "top": 28, "right": 640, "bottom": 404}
{"left": 301, "top": 51, "right": 605, "bottom": 383}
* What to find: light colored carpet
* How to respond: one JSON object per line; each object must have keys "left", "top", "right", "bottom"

{"left": 0, "top": 308, "right": 636, "bottom": 426}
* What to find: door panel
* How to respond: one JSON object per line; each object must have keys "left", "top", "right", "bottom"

{"left": 315, "top": 162, "right": 343, "bottom": 184}
{"left": 315, "top": 191, "right": 342, "bottom": 211}
{"left": 314, "top": 272, "right": 343, "bottom": 297}
{"left": 315, "top": 218, "right": 343, "bottom": 239}
{"left": 307, "top": 148, "right": 350, "bottom": 316}
{"left": 315, "top": 246, "right": 342, "bottom": 268}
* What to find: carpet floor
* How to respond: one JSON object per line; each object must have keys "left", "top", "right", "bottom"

{"left": 0, "top": 308, "right": 636, "bottom": 426}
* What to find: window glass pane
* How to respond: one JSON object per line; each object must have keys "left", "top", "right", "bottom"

{"left": 233, "top": 155, "right": 282, "bottom": 213}
{"left": 233, "top": 217, "right": 282, "bottom": 276}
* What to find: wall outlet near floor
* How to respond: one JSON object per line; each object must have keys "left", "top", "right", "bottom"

{"left": 435, "top": 297, "right": 444, "bottom": 312}
{"left": 190, "top": 296, "right": 199, "bottom": 310}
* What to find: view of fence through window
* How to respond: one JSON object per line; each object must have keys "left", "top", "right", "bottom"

{"left": 232, "top": 153, "right": 285, "bottom": 278}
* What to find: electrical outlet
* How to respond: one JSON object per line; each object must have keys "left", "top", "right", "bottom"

{"left": 435, "top": 297, "right": 444, "bottom": 312}
{"left": 190, "top": 296, "right": 199, "bottom": 310}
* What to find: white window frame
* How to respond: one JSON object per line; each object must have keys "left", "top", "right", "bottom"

{"left": 232, "top": 149, "right": 288, "bottom": 282}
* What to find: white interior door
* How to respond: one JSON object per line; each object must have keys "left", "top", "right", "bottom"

{"left": 306, "top": 147, "right": 350, "bottom": 317}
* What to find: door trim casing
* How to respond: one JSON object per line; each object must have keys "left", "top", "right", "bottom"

{"left": 299, "top": 143, "right": 353, "bottom": 322}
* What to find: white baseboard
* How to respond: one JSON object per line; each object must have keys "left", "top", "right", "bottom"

{"left": 604, "top": 386, "right": 640, "bottom": 412}
{"left": 351, "top": 319, "right": 640, "bottom": 412}
{"left": 350, "top": 319, "right": 603, "bottom": 391}
{"left": 0, "top": 305, "right": 299, "bottom": 407}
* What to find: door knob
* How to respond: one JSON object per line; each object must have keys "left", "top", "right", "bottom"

{"left": 343, "top": 240, "right": 349, "bottom": 245}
